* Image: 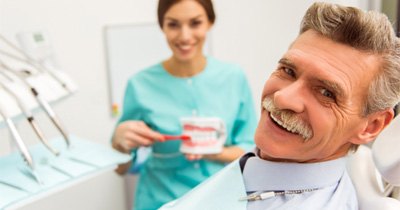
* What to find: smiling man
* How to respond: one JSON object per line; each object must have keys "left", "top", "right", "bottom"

{"left": 160, "top": 2, "right": 400, "bottom": 210}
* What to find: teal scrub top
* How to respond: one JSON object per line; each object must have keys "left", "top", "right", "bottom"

{"left": 117, "top": 56, "right": 257, "bottom": 210}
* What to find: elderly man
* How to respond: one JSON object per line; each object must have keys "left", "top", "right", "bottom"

{"left": 160, "top": 2, "right": 400, "bottom": 210}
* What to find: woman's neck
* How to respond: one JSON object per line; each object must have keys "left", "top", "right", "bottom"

{"left": 163, "top": 55, "right": 207, "bottom": 77}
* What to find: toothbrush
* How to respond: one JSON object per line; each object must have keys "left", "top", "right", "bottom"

{"left": 162, "top": 135, "right": 191, "bottom": 141}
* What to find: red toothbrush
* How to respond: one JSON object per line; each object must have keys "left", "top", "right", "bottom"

{"left": 162, "top": 134, "right": 191, "bottom": 141}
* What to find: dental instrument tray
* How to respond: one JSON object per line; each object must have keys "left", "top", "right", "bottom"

{"left": 0, "top": 135, "right": 131, "bottom": 209}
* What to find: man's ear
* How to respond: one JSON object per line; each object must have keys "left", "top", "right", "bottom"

{"left": 350, "top": 108, "right": 394, "bottom": 145}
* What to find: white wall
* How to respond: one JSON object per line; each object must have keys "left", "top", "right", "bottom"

{"left": 0, "top": 0, "right": 376, "bottom": 209}
{"left": 0, "top": 0, "right": 159, "bottom": 209}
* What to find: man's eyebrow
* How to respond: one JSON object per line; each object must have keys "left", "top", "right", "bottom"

{"left": 278, "top": 58, "right": 297, "bottom": 70}
{"left": 279, "top": 58, "right": 345, "bottom": 98}
{"left": 316, "top": 79, "right": 345, "bottom": 98}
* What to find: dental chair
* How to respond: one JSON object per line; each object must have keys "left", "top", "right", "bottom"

{"left": 347, "top": 107, "right": 400, "bottom": 210}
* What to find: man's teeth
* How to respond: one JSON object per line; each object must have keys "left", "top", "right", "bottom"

{"left": 270, "top": 113, "right": 298, "bottom": 134}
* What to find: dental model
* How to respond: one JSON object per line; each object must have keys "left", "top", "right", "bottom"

{"left": 179, "top": 117, "right": 227, "bottom": 154}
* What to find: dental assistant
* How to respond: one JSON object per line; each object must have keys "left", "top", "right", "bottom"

{"left": 111, "top": 0, "right": 257, "bottom": 209}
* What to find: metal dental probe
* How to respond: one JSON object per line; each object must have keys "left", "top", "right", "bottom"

{"left": 0, "top": 101, "right": 42, "bottom": 184}
{"left": 0, "top": 70, "right": 60, "bottom": 155}
{"left": 0, "top": 60, "right": 71, "bottom": 148}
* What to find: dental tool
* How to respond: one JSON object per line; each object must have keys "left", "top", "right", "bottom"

{"left": 0, "top": 59, "right": 71, "bottom": 148}
{"left": 0, "top": 99, "right": 42, "bottom": 184}
{"left": 0, "top": 34, "right": 73, "bottom": 92}
{"left": 0, "top": 70, "right": 60, "bottom": 155}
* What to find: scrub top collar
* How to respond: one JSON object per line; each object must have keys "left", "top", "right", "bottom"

{"left": 159, "top": 56, "right": 213, "bottom": 80}
{"left": 242, "top": 149, "right": 347, "bottom": 192}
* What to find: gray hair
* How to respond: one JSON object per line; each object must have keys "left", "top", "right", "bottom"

{"left": 300, "top": 2, "right": 400, "bottom": 116}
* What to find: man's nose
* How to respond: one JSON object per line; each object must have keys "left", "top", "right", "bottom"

{"left": 273, "top": 81, "right": 306, "bottom": 113}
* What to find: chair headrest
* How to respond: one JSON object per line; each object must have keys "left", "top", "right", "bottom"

{"left": 372, "top": 114, "right": 400, "bottom": 186}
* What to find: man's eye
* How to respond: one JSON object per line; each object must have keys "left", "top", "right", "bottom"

{"left": 320, "top": 88, "right": 335, "bottom": 99}
{"left": 283, "top": 67, "right": 295, "bottom": 78}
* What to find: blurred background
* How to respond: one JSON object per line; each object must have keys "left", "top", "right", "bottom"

{"left": 0, "top": 0, "right": 397, "bottom": 209}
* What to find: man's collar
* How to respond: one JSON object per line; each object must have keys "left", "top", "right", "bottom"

{"left": 241, "top": 149, "right": 347, "bottom": 191}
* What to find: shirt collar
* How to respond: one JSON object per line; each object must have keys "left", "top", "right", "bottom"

{"left": 242, "top": 149, "right": 347, "bottom": 191}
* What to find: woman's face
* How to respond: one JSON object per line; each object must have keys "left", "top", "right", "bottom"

{"left": 162, "top": 0, "right": 212, "bottom": 62}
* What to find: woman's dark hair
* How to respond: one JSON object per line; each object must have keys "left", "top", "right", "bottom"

{"left": 157, "top": 0, "right": 215, "bottom": 28}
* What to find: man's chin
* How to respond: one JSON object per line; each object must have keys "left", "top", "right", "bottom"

{"left": 256, "top": 147, "right": 282, "bottom": 161}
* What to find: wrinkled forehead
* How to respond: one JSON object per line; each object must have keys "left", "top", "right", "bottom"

{"left": 285, "top": 31, "right": 381, "bottom": 105}
{"left": 289, "top": 30, "right": 382, "bottom": 77}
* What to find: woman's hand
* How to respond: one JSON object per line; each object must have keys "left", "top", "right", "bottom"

{"left": 112, "top": 120, "right": 164, "bottom": 154}
{"left": 112, "top": 121, "right": 164, "bottom": 175}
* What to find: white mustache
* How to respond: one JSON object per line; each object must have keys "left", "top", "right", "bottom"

{"left": 262, "top": 98, "right": 313, "bottom": 141}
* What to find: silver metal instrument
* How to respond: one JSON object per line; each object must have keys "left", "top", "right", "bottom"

{"left": 0, "top": 71, "right": 60, "bottom": 155}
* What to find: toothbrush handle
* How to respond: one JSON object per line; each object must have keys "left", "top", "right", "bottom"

{"left": 162, "top": 135, "right": 191, "bottom": 141}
